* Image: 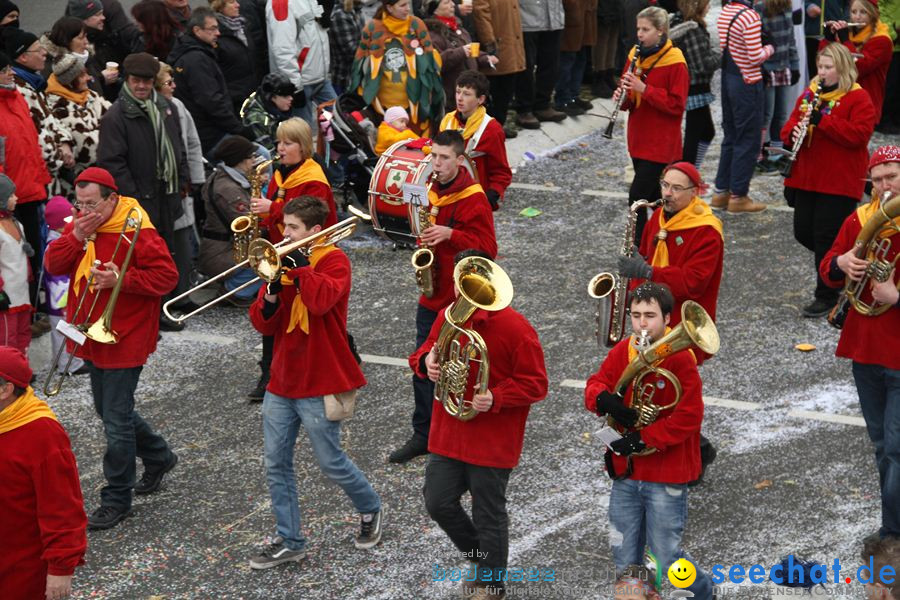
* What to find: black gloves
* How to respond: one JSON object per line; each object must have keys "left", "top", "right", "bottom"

{"left": 617, "top": 255, "right": 652, "bottom": 280}
{"left": 0, "top": 291, "right": 10, "bottom": 311}
{"left": 760, "top": 29, "right": 774, "bottom": 48}
{"left": 293, "top": 88, "right": 307, "bottom": 109}
{"left": 611, "top": 432, "right": 646, "bottom": 456}
{"left": 595, "top": 390, "right": 639, "bottom": 428}
{"left": 486, "top": 189, "right": 500, "bottom": 211}
{"left": 837, "top": 27, "right": 850, "bottom": 42}
{"left": 282, "top": 249, "right": 310, "bottom": 270}
{"left": 790, "top": 69, "right": 800, "bottom": 86}
{"left": 265, "top": 279, "right": 283, "bottom": 297}
{"left": 809, "top": 109, "right": 823, "bottom": 126}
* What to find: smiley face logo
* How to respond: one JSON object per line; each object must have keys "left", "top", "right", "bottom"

{"left": 668, "top": 558, "right": 697, "bottom": 589}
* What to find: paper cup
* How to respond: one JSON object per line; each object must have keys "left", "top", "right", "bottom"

{"left": 470, "top": 42, "right": 480, "bottom": 57}
{"left": 106, "top": 61, "right": 119, "bottom": 72}
{"left": 461, "top": 0, "right": 472, "bottom": 6}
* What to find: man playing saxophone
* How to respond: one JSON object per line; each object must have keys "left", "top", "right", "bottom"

{"left": 820, "top": 145, "right": 900, "bottom": 541}
{"left": 390, "top": 130, "right": 497, "bottom": 465}
{"left": 585, "top": 282, "right": 713, "bottom": 599}
{"left": 410, "top": 250, "right": 548, "bottom": 600}
{"left": 43, "top": 167, "right": 179, "bottom": 531}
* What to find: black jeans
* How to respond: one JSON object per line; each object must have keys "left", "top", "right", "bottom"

{"left": 487, "top": 74, "right": 517, "bottom": 126}
{"left": 515, "top": 30, "right": 563, "bottom": 112}
{"left": 788, "top": 188, "right": 857, "bottom": 302}
{"left": 15, "top": 200, "right": 45, "bottom": 308}
{"left": 682, "top": 105, "right": 716, "bottom": 166}
{"left": 90, "top": 364, "right": 173, "bottom": 509}
{"left": 629, "top": 158, "right": 666, "bottom": 245}
{"left": 424, "top": 454, "right": 512, "bottom": 587}
{"left": 412, "top": 304, "right": 439, "bottom": 440}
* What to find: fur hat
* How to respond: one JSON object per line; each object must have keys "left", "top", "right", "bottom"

{"left": 53, "top": 53, "right": 86, "bottom": 86}
{"left": 0, "top": 346, "right": 32, "bottom": 388}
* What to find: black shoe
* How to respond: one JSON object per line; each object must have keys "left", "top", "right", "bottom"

{"left": 591, "top": 79, "right": 615, "bottom": 98}
{"left": 573, "top": 97, "right": 594, "bottom": 111}
{"left": 502, "top": 126, "right": 518, "bottom": 139}
{"left": 134, "top": 452, "right": 178, "bottom": 495}
{"left": 249, "top": 537, "right": 306, "bottom": 569}
{"left": 248, "top": 363, "right": 270, "bottom": 402}
{"left": 159, "top": 315, "right": 184, "bottom": 332}
{"left": 355, "top": 507, "right": 384, "bottom": 549}
{"left": 88, "top": 505, "right": 133, "bottom": 530}
{"left": 802, "top": 298, "right": 834, "bottom": 318}
{"left": 69, "top": 364, "right": 90, "bottom": 376}
{"left": 534, "top": 107, "right": 568, "bottom": 122}
{"left": 515, "top": 112, "right": 541, "bottom": 129}
{"left": 388, "top": 436, "right": 428, "bottom": 464}
{"left": 560, "top": 102, "right": 586, "bottom": 117}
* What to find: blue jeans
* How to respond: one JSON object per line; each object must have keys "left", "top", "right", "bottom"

{"left": 852, "top": 362, "right": 900, "bottom": 538}
{"left": 224, "top": 266, "right": 262, "bottom": 300}
{"left": 608, "top": 479, "right": 713, "bottom": 599}
{"left": 714, "top": 58, "right": 764, "bottom": 197}
{"left": 262, "top": 392, "right": 381, "bottom": 550}
{"left": 297, "top": 80, "right": 338, "bottom": 129}
{"left": 763, "top": 84, "right": 793, "bottom": 147}
{"left": 555, "top": 48, "right": 588, "bottom": 107}
{"left": 90, "top": 365, "right": 173, "bottom": 509}
{"left": 412, "top": 304, "right": 439, "bottom": 440}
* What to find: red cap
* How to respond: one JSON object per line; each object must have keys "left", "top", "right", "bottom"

{"left": 74, "top": 167, "right": 118, "bottom": 192}
{"left": 664, "top": 161, "right": 707, "bottom": 193}
{"left": 869, "top": 146, "right": 900, "bottom": 170}
{"left": 0, "top": 347, "right": 32, "bottom": 388}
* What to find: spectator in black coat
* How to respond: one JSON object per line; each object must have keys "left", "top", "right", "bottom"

{"left": 212, "top": 0, "right": 260, "bottom": 114}
{"left": 239, "top": 0, "right": 269, "bottom": 81}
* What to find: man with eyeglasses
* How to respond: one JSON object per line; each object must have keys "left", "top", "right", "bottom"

{"left": 168, "top": 6, "right": 254, "bottom": 154}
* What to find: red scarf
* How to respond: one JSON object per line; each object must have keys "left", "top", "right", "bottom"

{"left": 436, "top": 15, "right": 457, "bottom": 29}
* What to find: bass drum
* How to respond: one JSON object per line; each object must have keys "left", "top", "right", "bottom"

{"left": 368, "top": 140, "right": 477, "bottom": 245}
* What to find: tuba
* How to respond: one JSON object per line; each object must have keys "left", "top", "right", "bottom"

{"left": 433, "top": 256, "right": 513, "bottom": 421}
{"left": 588, "top": 198, "right": 662, "bottom": 347}
{"left": 607, "top": 301, "right": 720, "bottom": 456}
{"left": 411, "top": 174, "right": 438, "bottom": 298}
{"left": 231, "top": 158, "right": 273, "bottom": 263}
{"left": 828, "top": 192, "right": 900, "bottom": 328}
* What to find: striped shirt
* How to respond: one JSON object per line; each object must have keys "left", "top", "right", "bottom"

{"left": 717, "top": 2, "right": 775, "bottom": 84}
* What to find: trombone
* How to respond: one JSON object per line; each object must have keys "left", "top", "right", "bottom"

{"left": 44, "top": 207, "right": 144, "bottom": 396}
{"left": 163, "top": 205, "right": 371, "bottom": 322}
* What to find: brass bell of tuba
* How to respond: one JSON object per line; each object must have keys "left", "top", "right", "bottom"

{"left": 607, "top": 301, "right": 720, "bottom": 456}
{"left": 231, "top": 158, "right": 273, "bottom": 263}
{"left": 433, "top": 256, "right": 513, "bottom": 421}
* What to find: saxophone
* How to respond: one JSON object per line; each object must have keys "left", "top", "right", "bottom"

{"left": 587, "top": 198, "right": 662, "bottom": 347}
{"left": 780, "top": 86, "right": 820, "bottom": 178}
{"left": 231, "top": 159, "right": 272, "bottom": 263}
{"left": 411, "top": 174, "right": 438, "bottom": 298}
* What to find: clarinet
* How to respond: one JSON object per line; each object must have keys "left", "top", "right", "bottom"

{"left": 780, "top": 87, "right": 821, "bottom": 178}
{"left": 603, "top": 45, "right": 639, "bottom": 139}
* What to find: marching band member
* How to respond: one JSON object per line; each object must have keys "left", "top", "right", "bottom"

{"left": 43, "top": 167, "right": 179, "bottom": 531}
{"left": 782, "top": 42, "right": 876, "bottom": 318}
{"left": 820, "top": 145, "right": 900, "bottom": 540}
{"left": 439, "top": 69, "right": 512, "bottom": 211}
{"left": 411, "top": 249, "right": 548, "bottom": 600}
{"left": 613, "top": 6, "right": 689, "bottom": 244}
{"left": 389, "top": 129, "right": 497, "bottom": 465}
{"left": 585, "top": 282, "right": 713, "bottom": 599}
{"left": 248, "top": 196, "right": 383, "bottom": 569}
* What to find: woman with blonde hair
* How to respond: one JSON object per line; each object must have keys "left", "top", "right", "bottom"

{"left": 781, "top": 42, "right": 877, "bottom": 318}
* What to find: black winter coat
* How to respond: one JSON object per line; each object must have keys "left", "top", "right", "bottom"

{"left": 168, "top": 34, "right": 244, "bottom": 154}
{"left": 216, "top": 16, "right": 261, "bottom": 116}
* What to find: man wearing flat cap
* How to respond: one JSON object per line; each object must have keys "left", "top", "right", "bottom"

{"left": 98, "top": 52, "right": 190, "bottom": 330}
{"left": 0, "top": 347, "right": 87, "bottom": 599}
{"left": 44, "top": 166, "right": 180, "bottom": 531}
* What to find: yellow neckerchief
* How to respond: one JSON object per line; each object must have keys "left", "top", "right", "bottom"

{"left": 651, "top": 197, "right": 724, "bottom": 268}
{"left": 626, "top": 328, "right": 696, "bottom": 364}
{"left": 806, "top": 80, "right": 862, "bottom": 144}
{"left": 856, "top": 194, "right": 900, "bottom": 240}
{"left": 73, "top": 196, "right": 155, "bottom": 296}
{"left": 440, "top": 105, "right": 487, "bottom": 142}
{"left": 284, "top": 245, "right": 338, "bottom": 334}
{"left": 850, "top": 20, "right": 891, "bottom": 47}
{"left": 0, "top": 388, "right": 58, "bottom": 435}
{"left": 626, "top": 40, "right": 686, "bottom": 108}
{"left": 426, "top": 182, "right": 484, "bottom": 224}
{"left": 46, "top": 73, "right": 90, "bottom": 105}
{"left": 273, "top": 159, "right": 330, "bottom": 194}
{"left": 382, "top": 14, "right": 411, "bottom": 37}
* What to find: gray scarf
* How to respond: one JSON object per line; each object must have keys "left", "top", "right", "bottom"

{"left": 219, "top": 14, "right": 247, "bottom": 46}
{"left": 222, "top": 164, "right": 251, "bottom": 189}
{"left": 122, "top": 85, "right": 178, "bottom": 195}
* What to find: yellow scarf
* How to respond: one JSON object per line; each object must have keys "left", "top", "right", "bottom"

{"left": 284, "top": 245, "right": 338, "bottom": 334}
{"left": 626, "top": 328, "right": 696, "bottom": 365}
{"left": 650, "top": 197, "right": 724, "bottom": 268}
{"left": 427, "top": 183, "right": 483, "bottom": 217}
{"left": 806, "top": 80, "right": 862, "bottom": 144}
{"left": 856, "top": 194, "right": 900, "bottom": 240}
{"left": 626, "top": 40, "right": 686, "bottom": 108}
{"left": 440, "top": 105, "right": 487, "bottom": 142}
{"left": 273, "top": 159, "right": 330, "bottom": 194}
{"left": 73, "top": 196, "right": 155, "bottom": 296}
{"left": 46, "top": 73, "right": 90, "bottom": 106}
{"left": 850, "top": 21, "right": 892, "bottom": 47}
{"left": 0, "top": 388, "right": 58, "bottom": 435}
{"left": 382, "top": 14, "right": 411, "bottom": 37}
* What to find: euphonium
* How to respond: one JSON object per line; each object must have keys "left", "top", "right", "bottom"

{"left": 828, "top": 192, "right": 900, "bottom": 329}
{"left": 603, "top": 45, "right": 638, "bottom": 140}
{"left": 433, "top": 256, "right": 513, "bottom": 421}
{"left": 232, "top": 158, "right": 273, "bottom": 263}
{"left": 607, "top": 301, "right": 720, "bottom": 456}
{"left": 588, "top": 198, "right": 662, "bottom": 347}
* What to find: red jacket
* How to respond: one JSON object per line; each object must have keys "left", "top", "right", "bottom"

{"left": 418, "top": 169, "right": 497, "bottom": 313}
{"left": 781, "top": 87, "right": 876, "bottom": 200}
{"left": 585, "top": 338, "right": 703, "bottom": 484}
{"left": 43, "top": 221, "right": 178, "bottom": 369}
{"left": 466, "top": 118, "right": 512, "bottom": 200}
{"left": 635, "top": 207, "right": 724, "bottom": 364}
{"left": 622, "top": 61, "right": 689, "bottom": 164}
{"left": 819, "top": 209, "right": 900, "bottom": 370}
{"left": 249, "top": 249, "right": 366, "bottom": 398}
{"left": 819, "top": 35, "right": 892, "bottom": 122}
{"left": 0, "top": 87, "right": 51, "bottom": 204}
{"left": 409, "top": 306, "right": 548, "bottom": 468}
{"left": 264, "top": 167, "right": 337, "bottom": 239}
{"left": 0, "top": 417, "right": 87, "bottom": 599}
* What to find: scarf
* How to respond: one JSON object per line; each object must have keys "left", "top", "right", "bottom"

{"left": 626, "top": 39, "right": 685, "bottom": 108}
{"left": 12, "top": 65, "right": 46, "bottom": 92}
{"left": 219, "top": 14, "right": 247, "bottom": 46}
{"left": 436, "top": 15, "right": 457, "bottom": 30}
{"left": 273, "top": 159, "right": 330, "bottom": 196}
{"left": 222, "top": 164, "right": 251, "bottom": 189}
{"left": 121, "top": 85, "right": 178, "bottom": 195}
{"left": 382, "top": 14, "right": 411, "bottom": 37}
{"left": 805, "top": 79, "right": 862, "bottom": 144}
{"left": 46, "top": 73, "right": 90, "bottom": 105}
{"left": 440, "top": 105, "right": 487, "bottom": 142}
{"left": 856, "top": 193, "right": 900, "bottom": 239}
{"left": 427, "top": 182, "right": 483, "bottom": 214}
{"left": 284, "top": 245, "right": 337, "bottom": 334}
{"left": 650, "top": 197, "right": 724, "bottom": 268}
{"left": 627, "top": 328, "right": 696, "bottom": 365}
{"left": 850, "top": 20, "right": 891, "bottom": 47}
{"left": 73, "top": 196, "right": 156, "bottom": 296}
{"left": 0, "top": 388, "right": 58, "bottom": 435}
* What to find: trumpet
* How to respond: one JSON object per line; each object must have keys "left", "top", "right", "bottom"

{"left": 163, "top": 206, "right": 371, "bottom": 322}
{"left": 231, "top": 158, "right": 273, "bottom": 263}
{"left": 603, "top": 45, "right": 638, "bottom": 139}
{"left": 44, "top": 208, "right": 144, "bottom": 396}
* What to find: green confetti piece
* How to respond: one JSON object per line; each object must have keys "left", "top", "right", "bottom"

{"left": 519, "top": 207, "right": 542, "bottom": 218}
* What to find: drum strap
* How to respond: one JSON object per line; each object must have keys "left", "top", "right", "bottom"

{"left": 466, "top": 114, "right": 493, "bottom": 157}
